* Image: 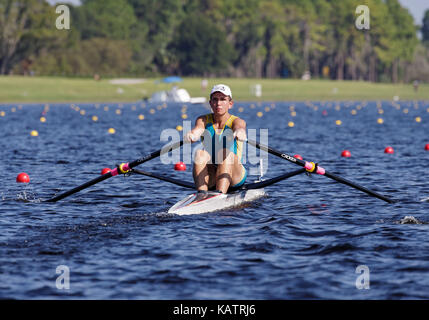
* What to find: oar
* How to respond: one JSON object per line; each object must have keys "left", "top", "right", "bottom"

{"left": 247, "top": 139, "right": 395, "bottom": 204}
{"left": 131, "top": 169, "right": 195, "bottom": 189}
{"left": 239, "top": 168, "right": 307, "bottom": 191}
{"left": 44, "top": 140, "right": 184, "bottom": 202}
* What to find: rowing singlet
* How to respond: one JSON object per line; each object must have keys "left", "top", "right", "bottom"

{"left": 200, "top": 113, "right": 244, "bottom": 164}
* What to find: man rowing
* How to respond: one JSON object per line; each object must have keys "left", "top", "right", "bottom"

{"left": 184, "top": 84, "right": 247, "bottom": 195}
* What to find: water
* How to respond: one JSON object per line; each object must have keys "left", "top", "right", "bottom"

{"left": 1, "top": 100, "right": 429, "bottom": 299}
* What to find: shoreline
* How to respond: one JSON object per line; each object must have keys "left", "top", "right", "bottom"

{"left": 1, "top": 76, "right": 428, "bottom": 103}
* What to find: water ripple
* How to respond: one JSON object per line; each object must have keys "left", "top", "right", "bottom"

{"left": 1, "top": 101, "right": 429, "bottom": 299}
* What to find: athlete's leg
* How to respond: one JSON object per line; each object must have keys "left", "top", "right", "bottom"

{"left": 193, "top": 149, "right": 216, "bottom": 191}
{"left": 215, "top": 149, "right": 245, "bottom": 193}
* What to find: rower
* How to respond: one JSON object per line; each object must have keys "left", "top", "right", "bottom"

{"left": 184, "top": 84, "right": 247, "bottom": 195}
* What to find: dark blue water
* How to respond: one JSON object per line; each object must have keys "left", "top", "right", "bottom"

{"left": 1, "top": 99, "right": 429, "bottom": 299}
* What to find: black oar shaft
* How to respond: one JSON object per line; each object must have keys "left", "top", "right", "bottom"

{"left": 247, "top": 139, "right": 395, "bottom": 204}
{"left": 324, "top": 172, "right": 394, "bottom": 203}
{"left": 45, "top": 140, "right": 184, "bottom": 202}
{"left": 128, "top": 140, "right": 183, "bottom": 169}
{"left": 131, "top": 169, "right": 195, "bottom": 189}
{"left": 242, "top": 168, "right": 306, "bottom": 190}
{"left": 45, "top": 173, "right": 113, "bottom": 202}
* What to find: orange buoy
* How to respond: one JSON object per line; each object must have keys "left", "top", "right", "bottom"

{"left": 341, "top": 150, "right": 351, "bottom": 157}
{"left": 384, "top": 146, "right": 394, "bottom": 154}
{"left": 174, "top": 162, "right": 186, "bottom": 171}
{"left": 294, "top": 154, "right": 303, "bottom": 160}
{"left": 16, "top": 172, "right": 30, "bottom": 183}
{"left": 424, "top": 143, "right": 429, "bottom": 151}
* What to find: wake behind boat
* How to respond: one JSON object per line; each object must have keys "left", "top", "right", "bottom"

{"left": 168, "top": 189, "right": 266, "bottom": 215}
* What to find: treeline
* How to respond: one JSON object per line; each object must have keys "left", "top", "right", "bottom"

{"left": 1, "top": 0, "right": 429, "bottom": 82}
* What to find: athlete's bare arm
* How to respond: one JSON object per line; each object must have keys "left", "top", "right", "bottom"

{"left": 185, "top": 115, "right": 206, "bottom": 143}
{"left": 232, "top": 118, "right": 247, "bottom": 141}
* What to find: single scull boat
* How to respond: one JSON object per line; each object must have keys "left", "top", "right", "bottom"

{"left": 168, "top": 189, "right": 267, "bottom": 215}
{"left": 43, "top": 140, "right": 395, "bottom": 211}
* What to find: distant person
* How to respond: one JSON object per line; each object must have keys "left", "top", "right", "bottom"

{"left": 184, "top": 84, "right": 247, "bottom": 197}
{"left": 413, "top": 80, "right": 419, "bottom": 92}
{"left": 201, "top": 79, "right": 208, "bottom": 91}
{"left": 302, "top": 71, "right": 311, "bottom": 80}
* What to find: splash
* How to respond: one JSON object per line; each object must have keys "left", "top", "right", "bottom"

{"left": 15, "top": 186, "right": 41, "bottom": 203}
{"left": 398, "top": 216, "right": 425, "bottom": 225}
{"left": 420, "top": 196, "right": 429, "bottom": 202}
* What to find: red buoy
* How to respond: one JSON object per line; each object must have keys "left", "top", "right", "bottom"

{"left": 101, "top": 168, "right": 112, "bottom": 175}
{"left": 384, "top": 146, "right": 394, "bottom": 154}
{"left": 294, "top": 154, "right": 303, "bottom": 160}
{"left": 425, "top": 143, "right": 429, "bottom": 151}
{"left": 174, "top": 161, "right": 186, "bottom": 171}
{"left": 341, "top": 150, "right": 351, "bottom": 157}
{"left": 322, "top": 110, "right": 328, "bottom": 116}
{"left": 16, "top": 172, "right": 30, "bottom": 183}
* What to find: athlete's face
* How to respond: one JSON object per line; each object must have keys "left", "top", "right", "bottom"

{"left": 210, "top": 92, "right": 233, "bottom": 115}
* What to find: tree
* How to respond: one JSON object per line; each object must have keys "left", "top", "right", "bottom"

{"left": 169, "top": 14, "right": 234, "bottom": 75}
{"left": 422, "top": 9, "right": 429, "bottom": 44}
{"left": 77, "top": 0, "right": 137, "bottom": 40}
{"left": 0, "top": 0, "right": 59, "bottom": 74}
{"left": 384, "top": 0, "right": 418, "bottom": 82}
{"left": 127, "top": 0, "right": 185, "bottom": 74}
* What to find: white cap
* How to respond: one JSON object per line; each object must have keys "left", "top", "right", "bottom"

{"left": 210, "top": 84, "right": 232, "bottom": 98}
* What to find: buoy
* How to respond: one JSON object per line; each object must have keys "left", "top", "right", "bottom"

{"left": 384, "top": 146, "right": 394, "bottom": 154}
{"left": 341, "top": 150, "right": 351, "bottom": 157}
{"left": 30, "top": 130, "right": 38, "bottom": 137}
{"left": 101, "top": 168, "right": 111, "bottom": 175}
{"left": 108, "top": 128, "right": 116, "bottom": 134}
{"left": 174, "top": 162, "right": 186, "bottom": 171}
{"left": 424, "top": 143, "right": 429, "bottom": 151}
{"left": 322, "top": 110, "right": 328, "bottom": 116}
{"left": 16, "top": 172, "right": 30, "bottom": 183}
{"left": 294, "top": 154, "right": 303, "bottom": 160}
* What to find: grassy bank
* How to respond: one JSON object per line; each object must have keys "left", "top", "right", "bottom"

{"left": 0, "top": 76, "right": 428, "bottom": 103}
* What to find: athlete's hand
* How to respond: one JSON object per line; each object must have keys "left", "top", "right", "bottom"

{"left": 184, "top": 131, "right": 198, "bottom": 143}
{"left": 233, "top": 128, "right": 247, "bottom": 142}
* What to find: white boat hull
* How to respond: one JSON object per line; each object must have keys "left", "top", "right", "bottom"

{"left": 168, "top": 189, "right": 266, "bottom": 215}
